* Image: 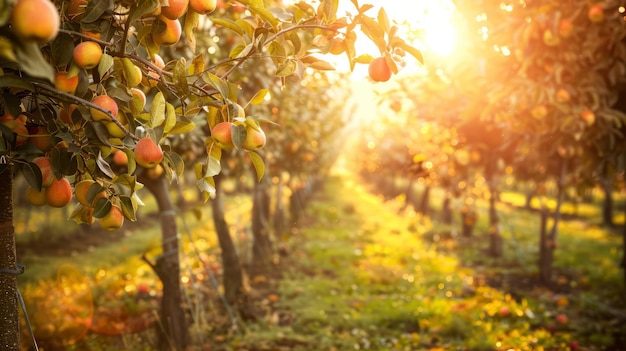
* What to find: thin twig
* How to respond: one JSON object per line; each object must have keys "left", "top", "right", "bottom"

{"left": 58, "top": 29, "right": 114, "bottom": 47}
{"left": 32, "top": 82, "right": 139, "bottom": 141}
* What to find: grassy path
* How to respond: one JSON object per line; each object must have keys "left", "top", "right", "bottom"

{"left": 232, "top": 171, "right": 620, "bottom": 351}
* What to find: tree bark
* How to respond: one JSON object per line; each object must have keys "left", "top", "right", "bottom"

{"left": 211, "top": 174, "right": 250, "bottom": 319}
{"left": 442, "top": 192, "right": 452, "bottom": 224}
{"left": 403, "top": 177, "right": 415, "bottom": 211}
{"left": 538, "top": 209, "right": 551, "bottom": 285}
{"left": 251, "top": 176, "right": 273, "bottom": 275}
{"left": 272, "top": 177, "right": 285, "bottom": 236}
{"left": 418, "top": 185, "right": 431, "bottom": 215}
{"left": 140, "top": 173, "right": 188, "bottom": 351}
{"left": 0, "top": 154, "right": 18, "bottom": 351}
{"left": 621, "top": 197, "right": 626, "bottom": 287}
{"left": 486, "top": 157, "right": 503, "bottom": 257}
{"left": 539, "top": 160, "right": 567, "bottom": 285}
{"left": 601, "top": 177, "right": 614, "bottom": 227}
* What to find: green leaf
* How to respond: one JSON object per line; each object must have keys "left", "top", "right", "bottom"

{"left": 205, "top": 154, "right": 221, "bottom": 177}
{"left": 359, "top": 15, "right": 387, "bottom": 53}
{"left": 51, "top": 33, "right": 75, "bottom": 68}
{"left": 92, "top": 197, "right": 112, "bottom": 218}
{"left": 130, "top": 0, "right": 159, "bottom": 23}
{"left": 169, "top": 120, "right": 196, "bottom": 134}
{"left": 247, "top": 150, "right": 265, "bottom": 182}
{"left": 398, "top": 40, "right": 424, "bottom": 64}
{"left": 174, "top": 59, "right": 190, "bottom": 98}
{"left": 164, "top": 102, "right": 177, "bottom": 135}
{"left": 202, "top": 72, "right": 230, "bottom": 100}
{"left": 98, "top": 53, "right": 114, "bottom": 80}
{"left": 317, "top": 0, "right": 338, "bottom": 22}
{"left": 377, "top": 7, "right": 390, "bottom": 33}
{"left": 23, "top": 161, "right": 43, "bottom": 191}
{"left": 184, "top": 9, "right": 199, "bottom": 52}
{"left": 248, "top": 6, "right": 279, "bottom": 30}
{"left": 248, "top": 89, "right": 269, "bottom": 105}
{"left": 211, "top": 18, "right": 245, "bottom": 36}
{"left": 119, "top": 195, "right": 137, "bottom": 221}
{"left": 81, "top": 0, "right": 113, "bottom": 23}
{"left": 96, "top": 152, "right": 116, "bottom": 179}
{"left": 275, "top": 59, "right": 297, "bottom": 77}
{"left": 14, "top": 42, "right": 54, "bottom": 82}
{"left": 168, "top": 151, "right": 185, "bottom": 176}
{"left": 232, "top": 124, "right": 247, "bottom": 149}
{"left": 0, "top": 75, "right": 34, "bottom": 91}
{"left": 150, "top": 91, "right": 166, "bottom": 128}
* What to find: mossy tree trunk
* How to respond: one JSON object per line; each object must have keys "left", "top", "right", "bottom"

{"left": 0, "top": 155, "right": 18, "bottom": 351}
{"left": 140, "top": 173, "right": 188, "bottom": 351}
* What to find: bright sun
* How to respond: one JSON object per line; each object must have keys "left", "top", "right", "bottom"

{"left": 337, "top": 0, "right": 458, "bottom": 58}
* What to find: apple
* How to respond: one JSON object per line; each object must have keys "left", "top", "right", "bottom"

{"left": 152, "top": 17, "right": 182, "bottom": 46}
{"left": 1, "top": 117, "right": 29, "bottom": 146}
{"left": 581, "top": 108, "right": 595, "bottom": 126}
{"left": 588, "top": 4, "right": 604, "bottom": 23}
{"left": 105, "top": 118, "right": 129, "bottom": 138}
{"left": 558, "top": 19, "right": 574, "bottom": 38}
{"left": 54, "top": 71, "right": 79, "bottom": 94}
{"left": 498, "top": 307, "right": 510, "bottom": 317}
{"left": 99, "top": 205, "right": 124, "bottom": 231}
{"left": 130, "top": 88, "right": 147, "bottom": 110}
{"left": 73, "top": 41, "right": 103, "bottom": 70}
{"left": 90, "top": 95, "right": 119, "bottom": 122}
{"left": 242, "top": 126, "right": 266, "bottom": 150}
{"left": 134, "top": 137, "right": 163, "bottom": 168}
{"left": 11, "top": 0, "right": 60, "bottom": 44}
{"left": 112, "top": 149, "right": 128, "bottom": 166}
{"left": 25, "top": 186, "right": 46, "bottom": 206}
{"left": 74, "top": 179, "right": 106, "bottom": 207}
{"left": 531, "top": 104, "right": 548, "bottom": 119}
{"left": 29, "top": 126, "right": 54, "bottom": 152}
{"left": 212, "top": 122, "right": 234, "bottom": 148}
{"left": 368, "top": 57, "right": 392, "bottom": 82}
{"left": 556, "top": 88, "right": 570, "bottom": 103}
{"left": 542, "top": 30, "right": 560, "bottom": 47}
{"left": 161, "top": 0, "right": 189, "bottom": 19}
{"left": 45, "top": 177, "right": 73, "bottom": 208}
{"left": 146, "top": 164, "right": 164, "bottom": 179}
{"left": 189, "top": 0, "right": 217, "bottom": 15}
{"left": 555, "top": 314, "right": 568, "bottom": 324}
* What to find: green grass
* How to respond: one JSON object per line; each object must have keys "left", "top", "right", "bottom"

{"left": 15, "top": 169, "right": 626, "bottom": 350}
{"left": 229, "top": 172, "right": 625, "bottom": 351}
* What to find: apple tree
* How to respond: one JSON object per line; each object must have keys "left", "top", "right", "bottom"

{"left": 0, "top": 0, "right": 422, "bottom": 349}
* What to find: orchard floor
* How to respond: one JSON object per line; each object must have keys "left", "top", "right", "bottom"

{"left": 16, "top": 167, "right": 626, "bottom": 351}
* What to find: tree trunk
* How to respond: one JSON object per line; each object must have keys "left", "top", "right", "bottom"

{"left": 486, "top": 157, "right": 503, "bottom": 257}
{"left": 525, "top": 189, "right": 534, "bottom": 209}
{"left": 251, "top": 177, "right": 273, "bottom": 275}
{"left": 272, "top": 177, "right": 285, "bottom": 236}
{"left": 418, "top": 185, "right": 431, "bottom": 215}
{"left": 289, "top": 185, "right": 304, "bottom": 227}
{"left": 0, "top": 155, "right": 19, "bottom": 351}
{"left": 601, "top": 177, "right": 614, "bottom": 227}
{"left": 211, "top": 174, "right": 250, "bottom": 319}
{"left": 539, "top": 160, "right": 567, "bottom": 285}
{"left": 538, "top": 209, "right": 551, "bottom": 285}
{"left": 402, "top": 177, "right": 415, "bottom": 211}
{"left": 442, "top": 192, "right": 452, "bottom": 224}
{"left": 140, "top": 173, "right": 188, "bottom": 351}
{"left": 621, "top": 198, "right": 626, "bottom": 287}
{"left": 461, "top": 210, "right": 475, "bottom": 238}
